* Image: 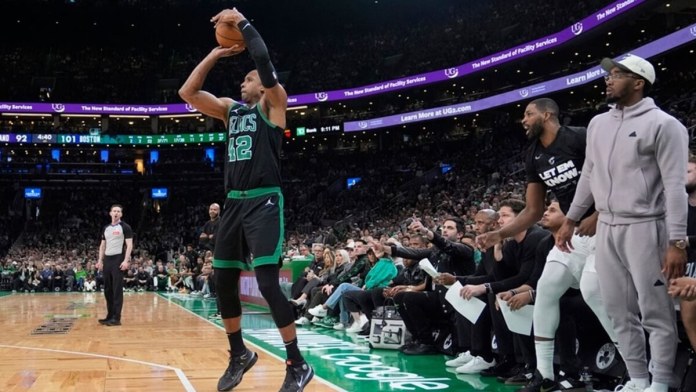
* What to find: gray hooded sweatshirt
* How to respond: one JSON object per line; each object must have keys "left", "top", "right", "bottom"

{"left": 566, "top": 97, "right": 688, "bottom": 240}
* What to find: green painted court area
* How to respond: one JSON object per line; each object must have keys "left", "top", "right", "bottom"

{"left": 163, "top": 293, "right": 519, "bottom": 392}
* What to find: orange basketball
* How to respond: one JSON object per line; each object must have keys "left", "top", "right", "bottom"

{"left": 215, "top": 22, "right": 245, "bottom": 49}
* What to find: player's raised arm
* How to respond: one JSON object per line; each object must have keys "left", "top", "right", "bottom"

{"left": 215, "top": 8, "right": 288, "bottom": 127}
{"left": 179, "top": 46, "right": 243, "bottom": 122}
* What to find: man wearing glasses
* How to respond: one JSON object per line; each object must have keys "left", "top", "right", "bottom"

{"left": 557, "top": 54, "right": 688, "bottom": 392}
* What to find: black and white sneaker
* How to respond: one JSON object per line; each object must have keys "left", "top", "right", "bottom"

{"left": 217, "top": 349, "right": 258, "bottom": 391}
{"left": 357, "top": 323, "right": 371, "bottom": 336}
{"left": 278, "top": 360, "right": 314, "bottom": 392}
{"left": 516, "top": 370, "right": 561, "bottom": 392}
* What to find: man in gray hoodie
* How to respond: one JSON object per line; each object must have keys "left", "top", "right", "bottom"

{"left": 557, "top": 54, "right": 688, "bottom": 392}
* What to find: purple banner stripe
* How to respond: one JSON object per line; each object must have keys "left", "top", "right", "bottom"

{"left": 0, "top": 0, "right": 644, "bottom": 115}
{"left": 289, "top": 0, "right": 644, "bottom": 106}
{"left": 344, "top": 24, "right": 696, "bottom": 132}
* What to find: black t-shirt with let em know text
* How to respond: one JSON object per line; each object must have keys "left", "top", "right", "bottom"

{"left": 525, "top": 126, "right": 595, "bottom": 221}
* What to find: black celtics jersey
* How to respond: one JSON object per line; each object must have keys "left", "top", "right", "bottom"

{"left": 224, "top": 102, "right": 283, "bottom": 191}
{"left": 525, "top": 126, "right": 594, "bottom": 218}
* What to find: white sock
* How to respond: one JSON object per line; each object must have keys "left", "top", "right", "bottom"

{"left": 631, "top": 378, "right": 649, "bottom": 388}
{"left": 535, "top": 340, "right": 554, "bottom": 380}
{"left": 649, "top": 382, "right": 668, "bottom": 392}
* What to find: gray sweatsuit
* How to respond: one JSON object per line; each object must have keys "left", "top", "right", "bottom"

{"left": 566, "top": 97, "right": 688, "bottom": 383}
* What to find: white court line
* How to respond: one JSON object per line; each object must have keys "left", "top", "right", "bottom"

{"left": 0, "top": 343, "right": 196, "bottom": 392}
{"left": 160, "top": 293, "right": 347, "bottom": 392}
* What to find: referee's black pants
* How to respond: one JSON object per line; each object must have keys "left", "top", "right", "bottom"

{"left": 103, "top": 255, "right": 125, "bottom": 321}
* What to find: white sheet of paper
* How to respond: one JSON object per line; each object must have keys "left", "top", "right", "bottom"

{"left": 497, "top": 298, "right": 534, "bottom": 336}
{"left": 445, "top": 281, "right": 487, "bottom": 323}
{"left": 418, "top": 258, "right": 439, "bottom": 278}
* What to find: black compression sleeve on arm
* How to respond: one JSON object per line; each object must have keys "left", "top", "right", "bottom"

{"left": 237, "top": 19, "right": 278, "bottom": 88}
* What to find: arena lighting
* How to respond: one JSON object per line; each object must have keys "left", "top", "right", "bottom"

{"left": 59, "top": 114, "right": 94, "bottom": 118}
{"left": 287, "top": 105, "right": 308, "bottom": 111}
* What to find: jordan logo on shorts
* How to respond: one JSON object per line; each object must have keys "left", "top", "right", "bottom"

{"left": 265, "top": 198, "right": 275, "bottom": 207}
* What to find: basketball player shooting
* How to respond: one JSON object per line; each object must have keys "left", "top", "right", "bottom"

{"left": 178, "top": 8, "right": 313, "bottom": 392}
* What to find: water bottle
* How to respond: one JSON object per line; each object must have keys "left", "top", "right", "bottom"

{"left": 579, "top": 366, "right": 593, "bottom": 391}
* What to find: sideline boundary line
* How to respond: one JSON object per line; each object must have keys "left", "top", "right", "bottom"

{"left": 160, "top": 293, "right": 346, "bottom": 392}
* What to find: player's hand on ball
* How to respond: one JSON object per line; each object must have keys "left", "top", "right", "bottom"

{"left": 211, "top": 8, "right": 245, "bottom": 26}
{"left": 210, "top": 45, "right": 245, "bottom": 58}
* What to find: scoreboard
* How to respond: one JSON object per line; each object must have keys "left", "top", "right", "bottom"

{"left": 0, "top": 133, "right": 226, "bottom": 145}
{"left": 0, "top": 133, "right": 31, "bottom": 143}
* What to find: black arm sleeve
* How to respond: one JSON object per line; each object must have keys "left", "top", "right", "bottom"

{"left": 237, "top": 20, "right": 278, "bottom": 88}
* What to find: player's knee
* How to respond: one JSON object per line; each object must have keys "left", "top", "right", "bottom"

{"left": 254, "top": 265, "right": 286, "bottom": 303}
{"left": 219, "top": 300, "right": 242, "bottom": 319}
{"left": 214, "top": 268, "right": 242, "bottom": 315}
{"left": 255, "top": 271, "right": 275, "bottom": 290}
{"left": 536, "top": 277, "right": 561, "bottom": 302}
{"left": 579, "top": 275, "right": 601, "bottom": 304}
{"left": 257, "top": 278, "right": 281, "bottom": 300}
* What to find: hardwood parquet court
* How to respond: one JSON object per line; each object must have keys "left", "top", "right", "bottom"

{"left": 0, "top": 292, "right": 339, "bottom": 392}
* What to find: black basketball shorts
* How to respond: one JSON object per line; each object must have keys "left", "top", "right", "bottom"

{"left": 213, "top": 187, "right": 284, "bottom": 270}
